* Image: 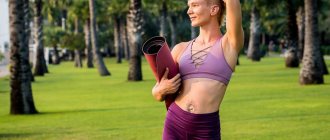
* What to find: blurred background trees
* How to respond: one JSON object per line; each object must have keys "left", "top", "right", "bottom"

{"left": 23, "top": 0, "right": 330, "bottom": 79}
{"left": 6, "top": 1, "right": 330, "bottom": 111}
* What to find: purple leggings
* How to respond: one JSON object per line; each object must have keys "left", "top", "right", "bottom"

{"left": 163, "top": 103, "right": 221, "bottom": 140}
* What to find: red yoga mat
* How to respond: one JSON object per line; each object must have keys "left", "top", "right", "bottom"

{"left": 142, "top": 36, "right": 179, "bottom": 110}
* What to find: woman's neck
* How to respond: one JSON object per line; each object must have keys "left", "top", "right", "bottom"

{"left": 197, "top": 23, "right": 221, "bottom": 44}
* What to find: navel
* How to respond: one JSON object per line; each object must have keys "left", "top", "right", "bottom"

{"left": 187, "top": 104, "right": 195, "bottom": 113}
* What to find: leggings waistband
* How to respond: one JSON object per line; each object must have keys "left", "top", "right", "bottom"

{"left": 167, "top": 102, "right": 220, "bottom": 133}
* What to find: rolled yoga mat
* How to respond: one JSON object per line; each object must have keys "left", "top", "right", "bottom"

{"left": 142, "top": 36, "right": 179, "bottom": 110}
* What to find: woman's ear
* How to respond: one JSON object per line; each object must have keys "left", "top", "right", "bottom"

{"left": 210, "top": 5, "right": 220, "bottom": 16}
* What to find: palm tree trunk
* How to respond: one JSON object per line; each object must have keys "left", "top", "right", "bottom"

{"left": 120, "top": 18, "right": 129, "bottom": 60}
{"left": 23, "top": 0, "right": 35, "bottom": 82}
{"left": 168, "top": 14, "right": 176, "bottom": 48}
{"left": 261, "top": 33, "right": 266, "bottom": 46}
{"left": 247, "top": 6, "right": 261, "bottom": 61}
{"left": 297, "top": 6, "right": 305, "bottom": 62}
{"left": 89, "top": 0, "right": 110, "bottom": 76}
{"left": 159, "top": 0, "right": 167, "bottom": 37}
{"left": 61, "top": 9, "right": 67, "bottom": 30}
{"left": 299, "top": 0, "right": 324, "bottom": 84}
{"left": 74, "top": 18, "right": 82, "bottom": 68}
{"left": 127, "top": 0, "right": 143, "bottom": 81}
{"left": 42, "top": 53, "right": 48, "bottom": 73}
{"left": 9, "top": 0, "right": 38, "bottom": 114}
{"left": 53, "top": 45, "right": 60, "bottom": 64}
{"left": 121, "top": 18, "right": 130, "bottom": 60}
{"left": 114, "top": 15, "right": 122, "bottom": 63}
{"left": 74, "top": 49, "right": 83, "bottom": 68}
{"left": 33, "top": 0, "right": 47, "bottom": 76}
{"left": 84, "top": 19, "right": 93, "bottom": 68}
{"left": 285, "top": 0, "right": 299, "bottom": 67}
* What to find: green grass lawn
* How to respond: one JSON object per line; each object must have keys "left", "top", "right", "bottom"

{"left": 0, "top": 56, "right": 329, "bottom": 140}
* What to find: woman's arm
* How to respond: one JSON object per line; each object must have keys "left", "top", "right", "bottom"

{"left": 224, "top": 0, "right": 244, "bottom": 52}
{"left": 151, "top": 43, "right": 185, "bottom": 101}
{"left": 152, "top": 68, "right": 181, "bottom": 101}
{"left": 151, "top": 42, "right": 186, "bottom": 101}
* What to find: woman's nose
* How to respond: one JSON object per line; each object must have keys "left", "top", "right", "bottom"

{"left": 187, "top": 7, "right": 192, "bottom": 15}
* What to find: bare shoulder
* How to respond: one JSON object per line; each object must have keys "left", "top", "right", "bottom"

{"left": 171, "top": 41, "right": 190, "bottom": 63}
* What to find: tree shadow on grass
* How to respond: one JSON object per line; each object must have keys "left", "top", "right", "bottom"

{"left": 37, "top": 105, "right": 161, "bottom": 115}
{"left": 0, "top": 88, "right": 9, "bottom": 94}
{"left": 0, "top": 133, "right": 42, "bottom": 138}
{"left": 0, "top": 90, "right": 8, "bottom": 94}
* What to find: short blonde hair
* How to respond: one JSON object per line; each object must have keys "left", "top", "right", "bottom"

{"left": 207, "top": 0, "right": 226, "bottom": 26}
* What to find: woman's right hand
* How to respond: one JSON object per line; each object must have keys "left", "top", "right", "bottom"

{"left": 152, "top": 68, "right": 181, "bottom": 101}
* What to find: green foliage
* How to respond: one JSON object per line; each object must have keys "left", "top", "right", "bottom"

{"left": 43, "top": 0, "right": 73, "bottom": 24}
{"left": 43, "top": 26, "right": 66, "bottom": 47}
{"left": 107, "top": 0, "right": 129, "bottom": 17}
{"left": 39, "top": 0, "right": 330, "bottom": 48}
{"left": 98, "top": 29, "right": 113, "bottom": 49}
{"left": 319, "top": 0, "right": 330, "bottom": 42}
{"left": 142, "top": 0, "right": 186, "bottom": 16}
{"left": 0, "top": 57, "right": 329, "bottom": 139}
{"left": 142, "top": 7, "right": 192, "bottom": 43}
{"left": 242, "top": 0, "right": 287, "bottom": 36}
{"left": 142, "top": 12, "right": 160, "bottom": 40}
{"left": 67, "top": 0, "right": 90, "bottom": 22}
{"left": 60, "top": 31, "right": 85, "bottom": 50}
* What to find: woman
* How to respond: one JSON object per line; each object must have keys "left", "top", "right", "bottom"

{"left": 151, "top": 0, "right": 244, "bottom": 139}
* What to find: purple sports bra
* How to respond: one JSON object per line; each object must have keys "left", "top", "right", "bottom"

{"left": 179, "top": 37, "right": 233, "bottom": 85}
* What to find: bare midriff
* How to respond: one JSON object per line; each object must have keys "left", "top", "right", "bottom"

{"left": 175, "top": 78, "right": 227, "bottom": 114}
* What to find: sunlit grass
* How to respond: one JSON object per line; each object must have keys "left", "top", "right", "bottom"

{"left": 0, "top": 56, "right": 329, "bottom": 140}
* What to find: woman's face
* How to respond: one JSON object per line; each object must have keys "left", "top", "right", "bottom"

{"left": 187, "top": 0, "right": 212, "bottom": 27}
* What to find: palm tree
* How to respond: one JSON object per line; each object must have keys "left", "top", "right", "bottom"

{"left": 84, "top": 18, "right": 94, "bottom": 68}
{"left": 22, "top": 0, "right": 35, "bottom": 82}
{"left": 74, "top": 34, "right": 83, "bottom": 68}
{"left": 297, "top": 6, "right": 305, "bottom": 62}
{"left": 61, "top": 31, "right": 85, "bottom": 68}
{"left": 284, "top": 0, "right": 299, "bottom": 67}
{"left": 247, "top": 4, "right": 261, "bottom": 61}
{"left": 167, "top": 0, "right": 186, "bottom": 46}
{"left": 120, "top": 18, "right": 130, "bottom": 60}
{"left": 107, "top": 0, "right": 129, "bottom": 63}
{"left": 43, "top": 27, "right": 64, "bottom": 64}
{"left": 89, "top": 0, "right": 110, "bottom": 76}
{"left": 299, "top": 0, "right": 323, "bottom": 84}
{"left": 127, "top": 0, "right": 143, "bottom": 81}
{"left": 73, "top": 18, "right": 83, "bottom": 68}
{"left": 159, "top": 0, "right": 167, "bottom": 37}
{"left": 143, "top": 0, "right": 185, "bottom": 47}
{"left": 43, "top": 0, "right": 62, "bottom": 64}
{"left": 70, "top": 0, "right": 93, "bottom": 67}
{"left": 9, "top": 0, "right": 38, "bottom": 114}
{"left": 114, "top": 16, "right": 123, "bottom": 63}
{"left": 243, "top": 0, "right": 287, "bottom": 61}
{"left": 60, "top": 18, "right": 84, "bottom": 68}
{"left": 68, "top": 0, "right": 91, "bottom": 68}
{"left": 33, "top": 0, "right": 48, "bottom": 76}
